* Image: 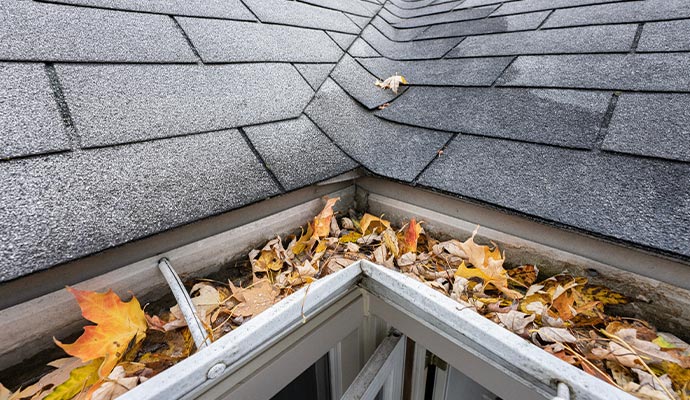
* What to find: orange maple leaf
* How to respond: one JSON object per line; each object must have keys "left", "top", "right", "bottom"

{"left": 55, "top": 287, "right": 147, "bottom": 378}
{"left": 402, "top": 218, "right": 422, "bottom": 253}
{"left": 312, "top": 197, "right": 339, "bottom": 239}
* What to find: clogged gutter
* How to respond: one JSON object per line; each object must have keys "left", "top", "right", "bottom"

{"left": 2, "top": 198, "right": 689, "bottom": 400}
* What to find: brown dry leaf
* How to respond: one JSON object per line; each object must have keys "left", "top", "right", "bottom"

{"left": 374, "top": 75, "right": 408, "bottom": 94}
{"left": 6, "top": 357, "right": 86, "bottom": 400}
{"left": 165, "top": 283, "right": 222, "bottom": 330}
{"left": 607, "top": 360, "right": 634, "bottom": 386}
{"left": 90, "top": 366, "right": 141, "bottom": 400}
{"left": 497, "top": 310, "right": 535, "bottom": 335}
{"left": 551, "top": 288, "right": 576, "bottom": 322}
{"left": 621, "top": 382, "right": 673, "bottom": 400}
{"left": 397, "top": 252, "right": 416, "bottom": 267}
{"left": 591, "top": 341, "right": 642, "bottom": 368}
{"left": 359, "top": 214, "right": 391, "bottom": 235}
{"left": 313, "top": 197, "right": 340, "bottom": 239}
{"left": 233, "top": 280, "right": 279, "bottom": 317}
{"left": 534, "top": 327, "right": 578, "bottom": 343}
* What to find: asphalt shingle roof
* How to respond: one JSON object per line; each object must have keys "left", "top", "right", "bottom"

{"left": 1, "top": 0, "right": 688, "bottom": 283}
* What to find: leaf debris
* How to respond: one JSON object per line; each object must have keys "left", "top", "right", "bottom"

{"left": 5, "top": 198, "right": 688, "bottom": 400}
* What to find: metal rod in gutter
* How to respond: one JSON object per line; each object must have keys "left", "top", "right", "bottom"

{"left": 158, "top": 258, "right": 212, "bottom": 350}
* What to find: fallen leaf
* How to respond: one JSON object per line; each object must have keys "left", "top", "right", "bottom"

{"left": 44, "top": 358, "right": 101, "bottom": 400}
{"left": 621, "top": 382, "right": 672, "bottom": 400}
{"left": 233, "top": 281, "right": 279, "bottom": 317}
{"left": 581, "top": 285, "right": 629, "bottom": 305}
{"left": 339, "top": 231, "right": 362, "bottom": 243}
{"left": 340, "top": 217, "right": 355, "bottom": 230}
{"left": 313, "top": 197, "right": 340, "bottom": 239}
{"left": 374, "top": 75, "right": 408, "bottom": 94}
{"left": 90, "top": 366, "right": 140, "bottom": 400}
{"left": 497, "top": 311, "right": 535, "bottom": 335}
{"left": 507, "top": 265, "right": 539, "bottom": 287}
{"left": 455, "top": 227, "right": 522, "bottom": 299}
{"left": 397, "top": 252, "right": 417, "bottom": 267}
{"left": 401, "top": 218, "right": 422, "bottom": 254}
{"left": 534, "top": 327, "right": 578, "bottom": 343}
{"left": 165, "top": 283, "right": 222, "bottom": 330}
{"left": 55, "top": 288, "right": 147, "bottom": 378}
{"left": 359, "top": 214, "right": 391, "bottom": 235}
{"left": 382, "top": 229, "right": 400, "bottom": 258}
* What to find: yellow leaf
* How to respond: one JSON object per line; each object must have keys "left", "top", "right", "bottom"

{"left": 44, "top": 358, "right": 101, "bottom": 400}
{"left": 312, "top": 197, "right": 339, "bottom": 239}
{"left": 359, "top": 214, "right": 391, "bottom": 235}
{"left": 293, "top": 223, "right": 315, "bottom": 255}
{"left": 382, "top": 229, "right": 400, "bottom": 258}
{"left": 256, "top": 250, "right": 283, "bottom": 272}
{"left": 339, "top": 231, "right": 362, "bottom": 243}
{"left": 580, "top": 285, "right": 629, "bottom": 305}
{"left": 662, "top": 361, "right": 690, "bottom": 389}
{"left": 507, "top": 264, "right": 539, "bottom": 287}
{"left": 54, "top": 288, "right": 147, "bottom": 378}
{"left": 455, "top": 227, "right": 522, "bottom": 299}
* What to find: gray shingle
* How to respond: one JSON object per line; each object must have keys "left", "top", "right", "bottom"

{"left": 384, "top": 0, "right": 463, "bottom": 18}
{"left": 377, "top": 8, "right": 405, "bottom": 25}
{"left": 345, "top": 13, "right": 372, "bottom": 28}
{"left": 371, "top": 16, "right": 427, "bottom": 41}
{"left": 243, "top": 0, "right": 360, "bottom": 33}
{"left": 298, "top": 0, "right": 375, "bottom": 17}
{"left": 388, "top": 0, "right": 437, "bottom": 10}
{"left": 57, "top": 64, "right": 314, "bottom": 147}
{"left": 454, "top": 0, "right": 503, "bottom": 8}
{"left": 327, "top": 32, "right": 358, "bottom": 50}
{"left": 362, "top": 26, "right": 461, "bottom": 59}
{"left": 177, "top": 18, "right": 342, "bottom": 63}
{"left": 305, "top": 79, "right": 451, "bottom": 181}
{"left": 0, "top": 1, "right": 195, "bottom": 62}
{"left": 0, "top": 130, "right": 280, "bottom": 282}
{"left": 638, "top": 20, "right": 690, "bottom": 52}
{"left": 294, "top": 64, "right": 335, "bottom": 90}
{"left": 448, "top": 24, "right": 637, "bottom": 57}
{"left": 392, "top": 6, "right": 497, "bottom": 28}
{"left": 358, "top": 57, "right": 514, "bottom": 86}
{"left": 417, "top": 11, "right": 549, "bottom": 39}
{"left": 498, "top": 54, "right": 690, "bottom": 91}
{"left": 40, "top": 0, "right": 255, "bottom": 20}
{"left": 331, "top": 55, "right": 403, "bottom": 109}
{"left": 604, "top": 93, "right": 690, "bottom": 162}
{"left": 0, "top": 63, "right": 68, "bottom": 159}
{"left": 418, "top": 135, "right": 690, "bottom": 257}
{"left": 492, "top": 0, "right": 629, "bottom": 16}
{"left": 376, "top": 87, "right": 611, "bottom": 148}
{"left": 543, "top": 0, "right": 690, "bottom": 28}
{"left": 244, "top": 116, "right": 359, "bottom": 190}
{"left": 348, "top": 39, "right": 382, "bottom": 57}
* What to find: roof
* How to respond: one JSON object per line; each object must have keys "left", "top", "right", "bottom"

{"left": 1, "top": 0, "right": 689, "bottom": 282}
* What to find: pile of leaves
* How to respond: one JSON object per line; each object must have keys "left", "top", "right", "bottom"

{"left": 3, "top": 198, "right": 689, "bottom": 400}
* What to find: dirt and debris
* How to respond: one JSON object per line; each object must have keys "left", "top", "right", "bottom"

{"left": 3, "top": 198, "right": 688, "bottom": 400}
